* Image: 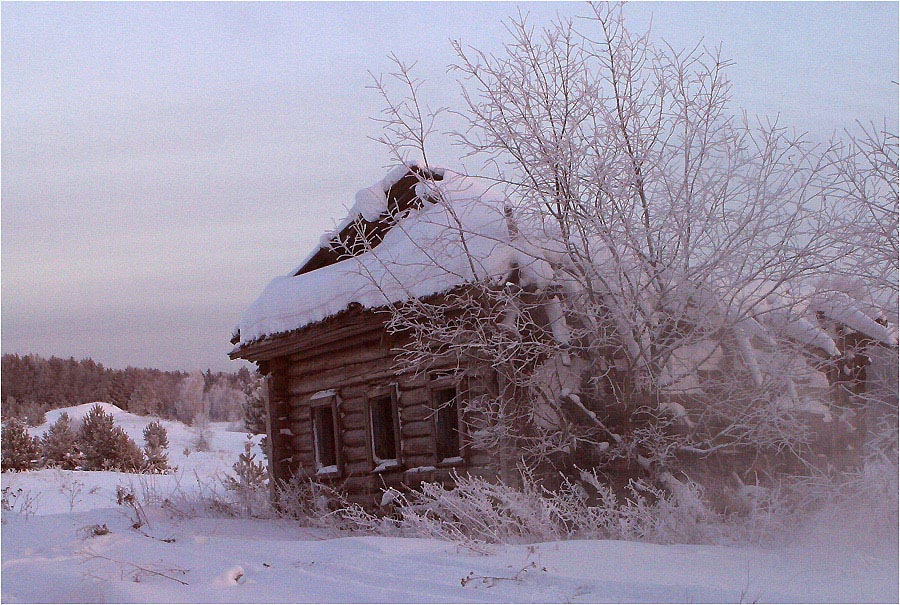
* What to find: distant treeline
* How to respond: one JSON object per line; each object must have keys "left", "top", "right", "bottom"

{"left": 1, "top": 353, "right": 256, "bottom": 425}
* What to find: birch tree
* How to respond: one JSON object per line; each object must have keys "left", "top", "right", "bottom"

{"left": 367, "top": 4, "right": 891, "bottom": 484}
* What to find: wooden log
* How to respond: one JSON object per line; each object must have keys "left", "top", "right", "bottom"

{"left": 341, "top": 474, "right": 377, "bottom": 495}
{"left": 290, "top": 418, "right": 311, "bottom": 433}
{"left": 400, "top": 419, "right": 434, "bottom": 439}
{"left": 402, "top": 455, "right": 436, "bottom": 471}
{"left": 343, "top": 444, "right": 369, "bottom": 465}
{"left": 342, "top": 428, "right": 368, "bottom": 449}
{"left": 399, "top": 403, "right": 434, "bottom": 422}
{"left": 339, "top": 411, "right": 367, "bottom": 431}
{"left": 398, "top": 386, "right": 430, "bottom": 407}
{"left": 288, "top": 345, "right": 395, "bottom": 380}
{"left": 344, "top": 460, "right": 372, "bottom": 476}
{"left": 289, "top": 366, "right": 404, "bottom": 398}
{"left": 400, "top": 435, "right": 433, "bottom": 458}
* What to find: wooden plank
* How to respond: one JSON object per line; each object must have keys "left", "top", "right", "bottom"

{"left": 232, "top": 308, "right": 389, "bottom": 362}
{"left": 344, "top": 460, "right": 372, "bottom": 476}
{"left": 398, "top": 386, "right": 430, "bottom": 406}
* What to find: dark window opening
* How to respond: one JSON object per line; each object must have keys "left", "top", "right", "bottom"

{"left": 313, "top": 405, "right": 338, "bottom": 470}
{"left": 433, "top": 387, "right": 461, "bottom": 461}
{"left": 369, "top": 394, "right": 398, "bottom": 462}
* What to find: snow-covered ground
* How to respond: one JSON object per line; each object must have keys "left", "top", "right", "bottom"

{"left": 3, "top": 403, "right": 897, "bottom": 603}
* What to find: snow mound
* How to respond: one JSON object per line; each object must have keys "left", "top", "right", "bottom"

{"left": 27, "top": 402, "right": 263, "bottom": 476}
{"left": 39, "top": 401, "right": 128, "bottom": 427}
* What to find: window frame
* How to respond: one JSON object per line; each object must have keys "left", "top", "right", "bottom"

{"left": 308, "top": 389, "right": 342, "bottom": 477}
{"left": 428, "top": 373, "right": 466, "bottom": 466}
{"left": 365, "top": 383, "right": 402, "bottom": 472}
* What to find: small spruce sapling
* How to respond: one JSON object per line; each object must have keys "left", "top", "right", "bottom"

{"left": 226, "top": 435, "right": 268, "bottom": 516}
{"left": 142, "top": 420, "right": 171, "bottom": 473}
{"left": 42, "top": 412, "right": 84, "bottom": 469}
{"left": 1, "top": 418, "right": 41, "bottom": 471}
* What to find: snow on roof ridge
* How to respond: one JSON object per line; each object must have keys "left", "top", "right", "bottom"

{"left": 290, "top": 162, "right": 448, "bottom": 277}
{"left": 238, "top": 166, "right": 522, "bottom": 345}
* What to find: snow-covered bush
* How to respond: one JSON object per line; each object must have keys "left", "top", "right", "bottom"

{"left": 274, "top": 469, "right": 725, "bottom": 546}
{"left": 273, "top": 475, "right": 357, "bottom": 529}
{"left": 387, "top": 470, "right": 721, "bottom": 546}
{"left": 78, "top": 404, "right": 144, "bottom": 472}
{"left": 41, "top": 412, "right": 84, "bottom": 469}
{"left": 142, "top": 420, "right": 171, "bottom": 473}
{"left": 1, "top": 418, "right": 41, "bottom": 472}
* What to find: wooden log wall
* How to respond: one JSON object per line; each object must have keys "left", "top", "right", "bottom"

{"left": 260, "top": 317, "right": 500, "bottom": 507}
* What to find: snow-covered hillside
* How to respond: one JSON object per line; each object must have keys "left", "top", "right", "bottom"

{"left": 2, "top": 404, "right": 897, "bottom": 603}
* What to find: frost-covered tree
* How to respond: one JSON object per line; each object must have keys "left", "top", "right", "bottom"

{"left": 1, "top": 418, "right": 40, "bottom": 472}
{"left": 142, "top": 420, "right": 170, "bottom": 473}
{"left": 367, "top": 4, "right": 892, "bottom": 490}
{"left": 78, "top": 404, "right": 144, "bottom": 471}
{"left": 41, "top": 412, "right": 84, "bottom": 469}
{"left": 206, "top": 380, "right": 244, "bottom": 423}
{"left": 242, "top": 374, "right": 268, "bottom": 436}
{"left": 176, "top": 370, "right": 207, "bottom": 426}
{"left": 225, "top": 435, "right": 268, "bottom": 516}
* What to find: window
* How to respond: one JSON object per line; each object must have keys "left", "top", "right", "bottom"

{"left": 432, "top": 386, "right": 461, "bottom": 462}
{"left": 310, "top": 391, "right": 341, "bottom": 475}
{"left": 367, "top": 385, "right": 401, "bottom": 470}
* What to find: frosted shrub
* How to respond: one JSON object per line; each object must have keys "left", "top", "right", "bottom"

{"left": 41, "top": 412, "right": 84, "bottom": 469}
{"left": 324, "top": 469, "right": 727, "bottom": 546}
{"left": 142, "top": 420, "right": 171, "bottom": 473}
{"left": 78, "top": 404, "right": 144, "bottom": 471}
{"left": 1, "top": 418, "right": 41, "bottom": 471}
{"left": 398, "top": 472, "right": 573, "bottom": 543}
{"left": 275, "top": 475, "right": 348, "bottom": 525}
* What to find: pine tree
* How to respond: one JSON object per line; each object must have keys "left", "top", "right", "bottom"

{"left": 41, "top": 412, "right": 84, "bottom": 469}
{"left": 110, "top": 426, "right": 144, "bottom": 472}
{"left": 243, "top": 376, "right": 268, "bottom": 435}
{"left": 1, "top": 418, "right": 40, "bottom": 471}
{"left": 142, "top": 420, "right": 170, "bottom": 473}
{"left": 242, "top": 375, "right": 269, "bottom": 460}
{"left": 78, "top": 404, "right": 144, "bottom": 471}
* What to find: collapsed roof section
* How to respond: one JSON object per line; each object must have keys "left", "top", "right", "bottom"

{"left": 294, "top": 164, "right": 446, "bottom": 276}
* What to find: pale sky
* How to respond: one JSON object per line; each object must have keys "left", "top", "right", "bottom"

{"left": 2, "top": 2, "right": 897, "bottom": 372}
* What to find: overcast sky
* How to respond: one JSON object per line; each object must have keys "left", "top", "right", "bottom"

{"left": 2, "top": 2, "right": 897, "bottom": 372}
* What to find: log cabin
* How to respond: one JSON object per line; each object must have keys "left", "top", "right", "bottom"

{"left": 229, "top": 164, "right": 554, "bottom": 505}
{"left": 230, "top": 163, "right": 898, "bottom": 505}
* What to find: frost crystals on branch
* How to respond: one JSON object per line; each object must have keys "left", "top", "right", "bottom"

{"left": 368, "top": 3, "right": 897, "bottom": 497}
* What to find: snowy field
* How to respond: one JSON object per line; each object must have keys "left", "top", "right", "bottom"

{"left": 2, "top": 403, "right": 897, "bottom": 603}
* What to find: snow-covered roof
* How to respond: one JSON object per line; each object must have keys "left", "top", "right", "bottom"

{"left": 235, "top": 166, "right": 554, "bottom": 347}
{"left": 809, "top": 290, "right": 897, "bottom": 346}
